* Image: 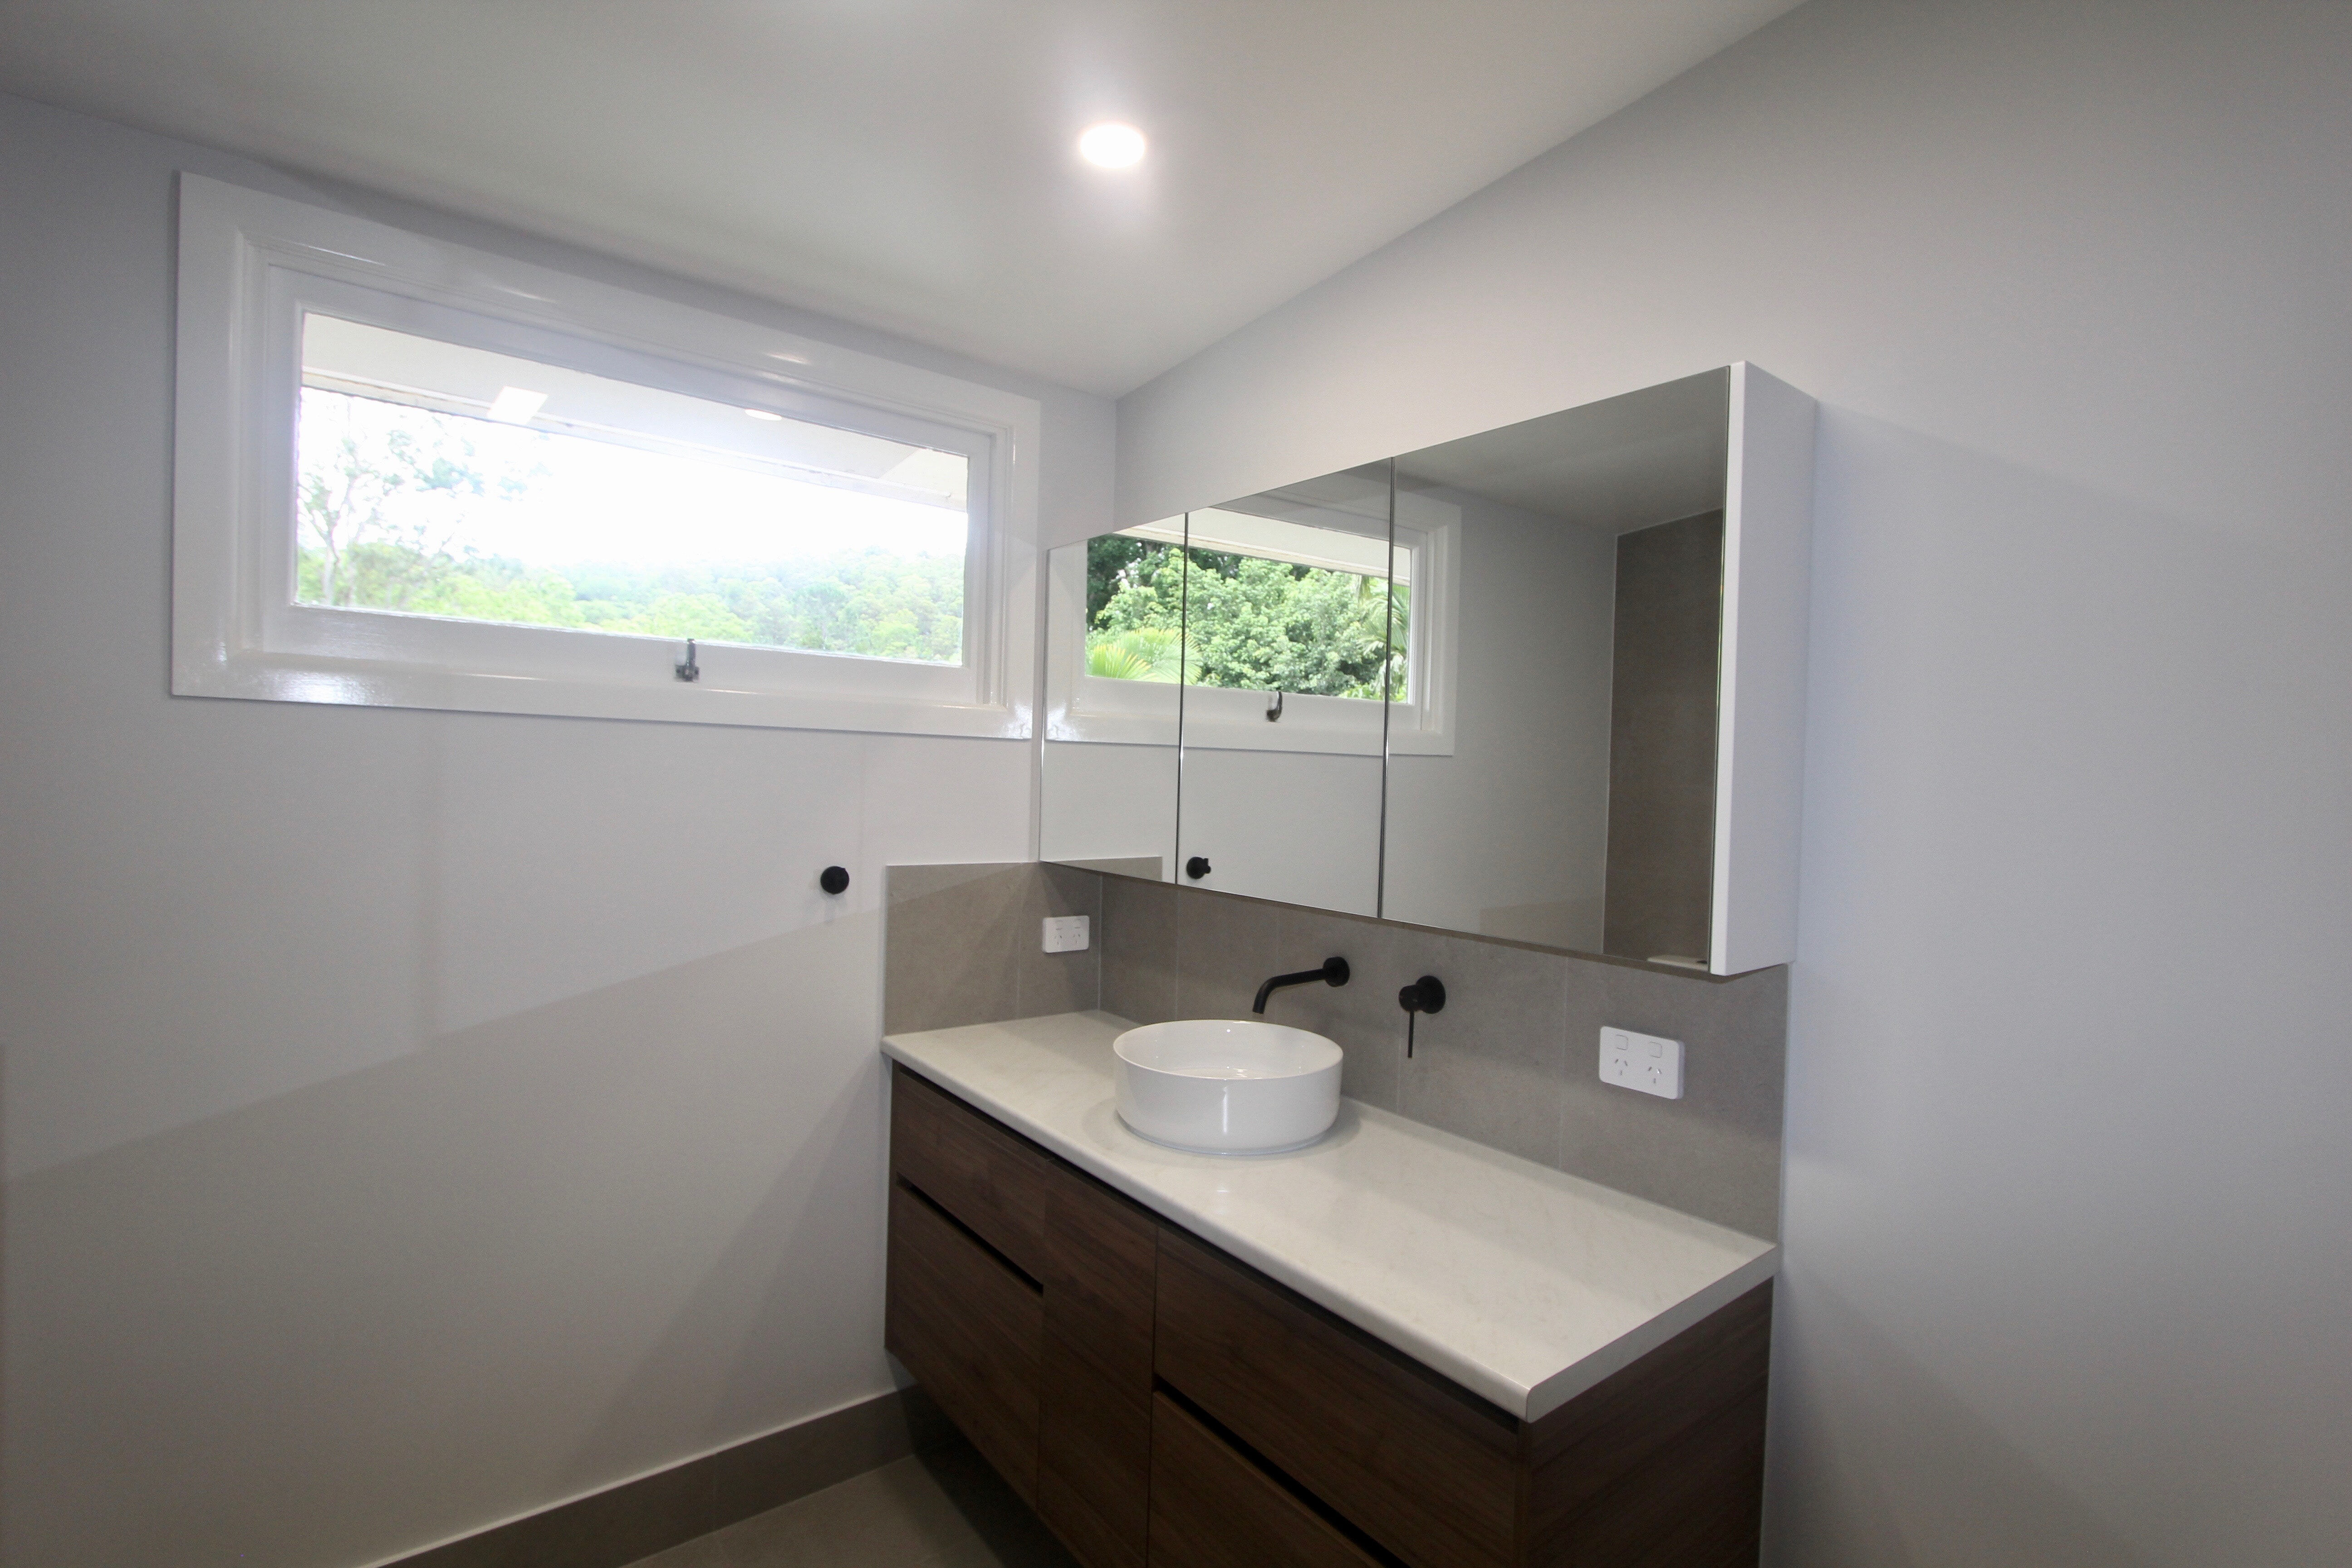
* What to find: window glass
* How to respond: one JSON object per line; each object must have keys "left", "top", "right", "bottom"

{"left": 296, "top": 314, "right": 970, "bottom": 664}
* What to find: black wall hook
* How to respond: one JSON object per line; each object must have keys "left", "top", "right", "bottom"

{"left": 675, "top": 638, "right": 700, "bottom": 682}
{"left": 819, "top": 865, "right": 849, "bottom": 895}
{"left": 1398, "top": 974, "right": 1446, "bottom": 1057}
{"left": 1185, "top": 855, "right": 1212, "bottom": 880}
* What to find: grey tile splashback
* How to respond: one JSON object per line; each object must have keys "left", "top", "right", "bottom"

{"left": 1096, "top": 879, "right": 1786, "bottom": 1240}
{"left": 883, "top": 863, "right": 1102, "bottom": 1035}
{"left": 883, "top": 864, "right": 1786, "bottom": 1240}
{"left": 1099, "top": 874, "right": 1177, "bottom": 1025}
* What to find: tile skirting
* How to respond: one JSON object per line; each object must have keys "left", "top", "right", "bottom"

{"left": 377, "top": 1388, "right": 954, "bottom": 1568}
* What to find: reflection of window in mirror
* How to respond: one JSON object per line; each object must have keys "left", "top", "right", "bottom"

{"left": 1039, "top": 527, "right": 1182, "bottom": 881}
{"left": 1102, "top": 509, "right": 1403, "bottom": 701}
{"left": 1079, "top": 532, "right": 1185, "bottom": 683}
{"left": 1044, "top": 527, "right": 1183, "bottom": 745}
{"left": 1047, "top": 490, "right": 1454, "bottom": 762}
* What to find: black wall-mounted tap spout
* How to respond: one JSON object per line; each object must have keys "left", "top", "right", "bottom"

{"left": 1252, "top": 956, "right": 1349, "bottom": 1014}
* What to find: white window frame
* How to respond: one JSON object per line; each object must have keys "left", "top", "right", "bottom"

{"left": 1382, "top": 487, "right": 1460, "bottom": 758}
{"left": 172, "top": 174, "right": 1041, "bottom": 738}
{"left": 1043, "top": 491, "right": 1457, "bottom": 758}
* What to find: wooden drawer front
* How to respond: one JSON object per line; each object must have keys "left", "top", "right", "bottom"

{"left": 1153, "top": 1229, "right": 1520, "bottom": 1568}
{"left": 1044, "top": 1168, "right": 1160, "bottom": 1388}
{"left": 885, "top": 1180, "right": 1044, "bottom": 1501}
{"left": 891, "top": 1066, "right": 1055, "bottom": 1281}
{"left": 1524, "top": 1281, "right": 1772, "bottom": 1568}
{"left": 1039, "top": 1176, "right": 1160, "bottom": 1568}
{"left": 1039, "top": 1356, "right": 1151, "bottom": 1568}
{"left": 1147, "top": 1392, "right": 1386, "bottom": 1568}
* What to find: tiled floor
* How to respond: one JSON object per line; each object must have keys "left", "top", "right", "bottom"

{"left": 622, "top": 1444, "right": 1078, "bottom": 1568}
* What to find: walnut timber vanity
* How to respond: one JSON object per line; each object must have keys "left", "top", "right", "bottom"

{"left": 882, "top": 1011, "right": 1779, "bottom": 1568}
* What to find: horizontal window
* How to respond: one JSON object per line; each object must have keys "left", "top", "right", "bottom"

{"left": 174, "top": 175, "right": 1040, "bottom": 736}
{"left": 297, "top": 316, "right": 970, "bottom": 664}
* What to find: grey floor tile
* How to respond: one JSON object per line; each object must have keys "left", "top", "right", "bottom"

{"left": 622, "top": 1531, "right": 733, "bottom": 1568}
{"left": 724, "top": 1463, "right": 970, "bottom": 1565}
{"left": 902, "top": 1445, "right": 1075, "bottom": 1567}
{"left": 621, "top": 1447, "right": 1075, "bottom": 1568}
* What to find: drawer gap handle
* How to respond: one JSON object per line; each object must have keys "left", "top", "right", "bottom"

{"left": 1154, "top": 1380, "right": 1411, "bottom": 1568}
{"left": 897, "top": 1176, "right": 1043, "bottom": 1295}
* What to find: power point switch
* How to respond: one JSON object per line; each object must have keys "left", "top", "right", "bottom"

{"left": 1042, "top": 915, "right": 1091, "bottom": 954}
{"left": 1599, "top": 1027, "right": 1684, "bottom": 1100}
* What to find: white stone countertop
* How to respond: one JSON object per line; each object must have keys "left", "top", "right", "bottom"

{"left": 881, "top": 1010, "right": 1778, "bottom": 1424}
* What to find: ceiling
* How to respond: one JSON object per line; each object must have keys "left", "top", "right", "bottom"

{"left": 0, "top": 1, "right": 1801, "bottom": 397}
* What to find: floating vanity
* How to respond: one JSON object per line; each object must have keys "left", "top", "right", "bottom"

{"left": 881, "top": 1010, "right": 1779, "bottom": 1568}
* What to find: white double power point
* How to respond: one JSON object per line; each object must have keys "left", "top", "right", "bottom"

{"left": 1600, "top": 1027, "right": 1684, "bottom": 1100}
{"left": 1041, "top": 915, "right": 1092, "bottom": 953}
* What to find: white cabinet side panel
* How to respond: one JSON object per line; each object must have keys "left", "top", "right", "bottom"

{"left": 1710, "top": 364, "right": 1816, "bottom": 975}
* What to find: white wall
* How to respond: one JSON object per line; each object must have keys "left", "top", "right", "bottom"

{"left": 0, "top": 92, "right": 1112, "bottom": 1567}
{"left": 1117, "top": 2, "right": 2352, "bottom": 1563}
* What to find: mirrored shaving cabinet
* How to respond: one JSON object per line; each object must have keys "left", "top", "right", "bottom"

{"left": 1041, "top": 363, "right": 1814, "bottom": 977}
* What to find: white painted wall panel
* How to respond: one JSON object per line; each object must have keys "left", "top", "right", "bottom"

{"left": 0, "top": 92, "right": 1112, "bottom": 1568}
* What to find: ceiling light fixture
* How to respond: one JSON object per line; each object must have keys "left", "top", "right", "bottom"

{"left": 743, "top": 408, "right": 784, "bottom": 421}
{"left": 1078, "top": 122, "right": 1147, "bottom": 169}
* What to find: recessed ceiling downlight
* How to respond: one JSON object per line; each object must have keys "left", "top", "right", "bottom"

{"left": 1078, "top": 122, "right": 1147, "bottom": 168}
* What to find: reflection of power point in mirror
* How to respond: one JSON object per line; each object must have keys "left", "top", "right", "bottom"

{"left": 1042, "top": 916, "right": 1091, "bottom": 953}
{"left": 1600, "top": 1028, "right": 1683, "bottom": 1099}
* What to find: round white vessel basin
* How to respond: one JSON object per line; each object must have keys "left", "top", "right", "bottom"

{"left": 1112, "top": 1019, "right": 1343, "bottom": 1154}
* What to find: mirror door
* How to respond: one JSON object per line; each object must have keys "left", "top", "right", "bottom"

{"left": 1047, "top": 363, "right": 1812, "bottom": 978}
{"left": 1039, "top": 526, "right": 1184, "bottom": 882}
{"left": 1170, "top": 464, "right": 1396, "bottom": 916}
{"left": 1381, "top": 368, "right": 1731, "bottom": 965}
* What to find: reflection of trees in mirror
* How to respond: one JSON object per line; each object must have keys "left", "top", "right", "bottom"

{"left": 294, "top": 390, "right": 965, "bottom": 663}
{"left": 1085, "top": 535, "right": 1407, "bottom": 700}
{"left": 1084, "top": 536, "right": 1185, "bottom": 681}
{"left": 1087, "top": 628, "right": 1182, "bottom": 681}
